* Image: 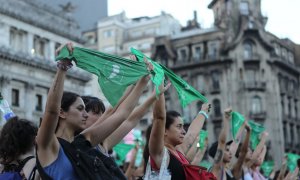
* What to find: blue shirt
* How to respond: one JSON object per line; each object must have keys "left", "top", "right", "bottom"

{"left": 44, "top": 147, "right": 79, "bottom": 180}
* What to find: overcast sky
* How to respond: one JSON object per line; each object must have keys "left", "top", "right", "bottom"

{"left": 108, "top": 0, "right": 300, "bottom": 44}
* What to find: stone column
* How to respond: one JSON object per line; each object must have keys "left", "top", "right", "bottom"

{"left": 0, "top": 21, "right": 10, "bottom": 47}
{"left": 26, "top": 32, "right": 34, "bottom": 55}
{"left": 24, "top": 82, "right": 35, "bottom": 120}
{"left": 48, "top": 41, "right": 55, "bottom": 60}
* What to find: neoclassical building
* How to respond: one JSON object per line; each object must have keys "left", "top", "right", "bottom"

{"left": 0, "top": 0, "right": 90, "bottom": 125}
{"left": 151, "top": 0, "right": 300, "bottom": 163}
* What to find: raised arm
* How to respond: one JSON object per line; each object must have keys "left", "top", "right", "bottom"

{"left": 185, "top": 136, "right": 200, "bottom": 162}
{"left": 102, "top": 90, "right": 156, "bottom": 151}
{"left": 191, "top": 138, "right": 208, "bottom": 165}
{"left": 125, "top": 143, "right": 139, "bottom": 180}
{"left": 96, "top": 85, "right": 135, "bottom": 125}
{"left": 232, "top": 122, "right": 251, "bottom": 179}
{"left": 277, "top": 157, "right": 287, "bottom": 180}
{"left": 149, "top": 84, "right": 166, "bottom": 168}
{"left": 211, "top": 108, "right": 232, "bottom": 179}
{"left": 177, "top": 103, "right": 210, "bottom": 154}
{"left": 246, "top": 131, "right": 268, "bottom": 167}
{"left": 82, "top": 75, "right": 149, "bottom": 146}
{"left": 36, "top": 43, "right": 73, "bottom": 164}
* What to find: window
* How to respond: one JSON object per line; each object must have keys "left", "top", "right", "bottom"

{"left": 194, "top": 46, "right": 202, "bottom": 61}
{"left": 274, "top": 44, "right": 280, "bottom": 55}
{"left": 9, "top": 27, "right": 26, "bottom": 52}
{"left": 213, "top": 99, "right": 221, "bottom": 117}
{"left": 290, "top": 123, "right": 294, "bottom": 144}
{"left": 283, "top": 122, "right": 288, "bottom": 145}
{"left": 243, "top": 41, "right": 253, "bottom": 59}
{"left": 251, "top": 96, "right": 262, "bottom": 114}
{"left": 36, "top": 94, "right": 43, "bottom": 111}
{"left": 246, "top": 69, "right": 256, "bottom": 85}
{"left": 281, "top": 96, "right": 285, "bottom": 117}
{"left": 295, "top": 100, "right": 298, "bottom": 119}
{"left": 288, "top": 98, "right": 291, "bottom": 118}
{"left": 240, "top": 1, "right": 249, "bottom": 15}
{"left": 104, "top": 30, "right": 114, "bottom": 38}
{"left": 288, "top": 52, "right": 294, "bottom": 63}
{"left": 208, "top": 43, "right": 217, "bottom": 60}
{"left": 12, "top": 89, "right": 19, "bottom": 107}
{"left": 282, "top": 48, "right": 287, "bottom": 60}
{"left": 211, "top": 71, "right": 220, "bottom": 90}
{"left": 179, "top": 49, "right": 187, "bottom": 60}
{"left": 33, "top": 36, "right": 47, "bottom": 57}
{"left": 197, "top": 75, "right": 206, "bottom": 93}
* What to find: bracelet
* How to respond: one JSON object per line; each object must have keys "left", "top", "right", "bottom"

{"left": 57, "top": 62, "right": 73, "bottom": 71}
{"left": 198, "top": 111, "right": 209, "bottom": 120}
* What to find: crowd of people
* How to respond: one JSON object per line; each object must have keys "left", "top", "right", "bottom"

{"left": 0, "top": 43, "right": 299, "bottom": 180}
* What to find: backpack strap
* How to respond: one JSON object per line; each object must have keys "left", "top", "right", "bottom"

{"left": 35, "top": 146, "right": 53, "bottom": 180}
{"left": 17, "top": 156, "right": 35, "bottom": 171}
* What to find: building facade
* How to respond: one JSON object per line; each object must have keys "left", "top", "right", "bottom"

{"left": 0, "top": 0, "right": 91, "bottom": 125}
{"left": 152, "top": 0, "right": 300, "bottom": 163}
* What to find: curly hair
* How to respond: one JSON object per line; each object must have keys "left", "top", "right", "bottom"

{"left": 0, "top": 117, "right": 37, "bottom": 165}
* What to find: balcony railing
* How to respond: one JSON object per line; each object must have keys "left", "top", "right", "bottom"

{"left": 249, "top": 111, "right": 267, "bottom": 120}
{"left": 243, "top": 53, "right": 260, "bottom": 62}
{"left": 243, "top": 81, "right": 266, "bottom": 91}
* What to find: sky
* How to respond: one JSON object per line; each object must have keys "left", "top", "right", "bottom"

{"left": 108, "top": 0, "right": 300, "bottom": 44}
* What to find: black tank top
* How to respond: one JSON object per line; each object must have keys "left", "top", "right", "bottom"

{"left": 168, "top": 152, "right": 186, "bottom": 180}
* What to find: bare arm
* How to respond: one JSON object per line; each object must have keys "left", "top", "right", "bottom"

{"left": 284, "top": 167, "right": 299, "bottom": 180}
{"left": 149, "top": 84, "right": 167, "bottom": 168}
{"left": 177, "top": 103, "right": 210, "bottom": 155}
{"left": 125, "top": 144, "right": 139, "bottom": 180}
{"left": 103, "top": 91, "right": 156, "bottom": 150}
{"left": 82, "top": 76, "right": 150, "bottom": 146}
{"left": 191, "top": 138, "right": 208, "bottom": 165}
{"left": 246, "top": 132, "right": 268, "bottom": 167}
{"left": 232, "top": 122, "right": 251, "bottom": 179}
{"left": 185, "top": 136, "right": 199, "bottom": 162}
{"left": 212, "top": 108, "right": 232, "bottom": 180}
{"left": 96, "top": 85, "right": 135, "bottom": 125}
{"left": 278, "top": 158, "right": 287, "bottom": 180}
{"left": 36, "top": 43, "right": 73, "bottom": 165}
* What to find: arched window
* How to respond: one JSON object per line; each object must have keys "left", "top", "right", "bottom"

{"left": 243, "top": 40, "right": 253, "bottom": 59}
{"left": 251, "top": 96, "right": 262, "bottom": 114}
{"left": 213, "top": 99, "right": 221, "bottom": 117}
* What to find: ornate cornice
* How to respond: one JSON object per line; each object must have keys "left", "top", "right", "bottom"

{"left": 0, "top": 46, "right": 91, "bottom": 82}
{"left": 0, "top": 0, "right": 84, "bottom": 43}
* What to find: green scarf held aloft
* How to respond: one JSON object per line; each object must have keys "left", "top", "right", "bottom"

{"left": 113, "top": 143, "right": 135, "bottom": 165}
{"left": 199, "top": 130, "right": 208, "bottom": 150}
{"left": 286, "top": 153, "right": 300, "bottom": 172}
{"left": 231, "top": 112, "right": 245, "bottom": 142}
{"left": 248, "top": 120, "right": 265, "bottom": 150}
{"left": 260, "top": 161, "right": 274, "bottom": 177}
{"left": 130, "top": 48, "right": 208, "bottom": 107}
{"left": 56, "top": 46, "right": 149, "bottom": 106}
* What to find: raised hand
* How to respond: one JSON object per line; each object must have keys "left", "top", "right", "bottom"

{"left": 201, "top": 103, "right": 211, "bottom": 113}
{"left": 224, "top": 107, "right": 232, "bottom": 120}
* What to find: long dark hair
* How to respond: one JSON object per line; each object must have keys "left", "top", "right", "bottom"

{"left": 0, "top": 117, "right": 37, "bottom": 165}
{"left": 81, "top": 96, "right": 105, "bottom": 114}
{"left": 142, "top": 110, "right": 181, "bottom": 172}
{"left": 55, "top": 91, "right": 80, "bottom": 132}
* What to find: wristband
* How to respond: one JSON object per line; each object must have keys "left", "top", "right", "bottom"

{"left": 198, "top": 111, "right": 209, "bottom": 120}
